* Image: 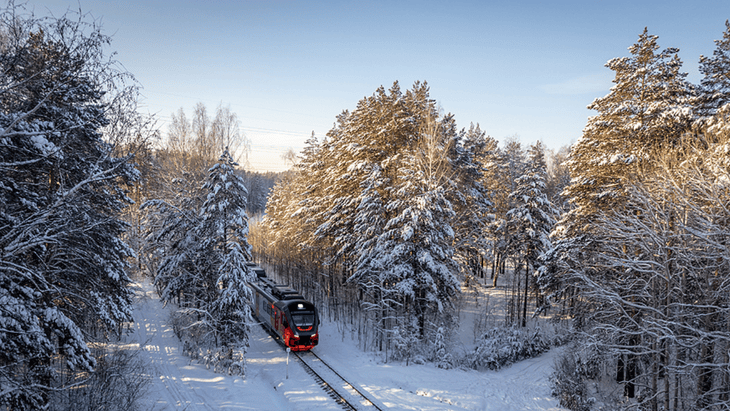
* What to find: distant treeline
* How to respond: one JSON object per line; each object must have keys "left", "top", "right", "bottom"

{"left": 239, "top": 169, "right": 283, "bottom": 215}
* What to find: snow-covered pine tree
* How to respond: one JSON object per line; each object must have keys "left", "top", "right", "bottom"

{"left": 698, "top": 20, "right": 730, "bottom": 119}
{"left": 260, "top": 173, "right": 299, "bottom": 264}
{"left": 545, "top": 29, "right": 694, "bottom": 319}
{"left": 506, "top": 141, "right": 557, "bottom": 327}
{"left": 391, "top": 318, "right": 421, "bottom": 366}
{"left": 0, "top": 7, "right": 139, "bottom": 408}
{"left": 560, "top": 28, "right": 693, "bottom": 236}
{"left": 543, "top": 29, "right": 707, "bottom": 407}
{"left": 335, "top": 82, "right": 413, "bottom": 276}
{"left": 150, "top": 148, "right": 253, "bottom": 372}
{"left": 145, "top": 195, "right": 202, "bottom": 300}
{"left": 432, "top": 324, "right": 454, "bottom": 369}
{"left": 297, "top": 108, "right": 362, "bottom": 282}
{"left": 285, "top": 132, "right": 330, "bottom": 283}
{"left": 370, "top": 115, "right": 460, "bottom": 338}
{"left": 258, "top": 81, "right": 488, "bottom": 352}
{"left": 199, "top": 148, "right": 254, "bottom": 368}
{"left": 327, "top": 82, "right": 421, "bottom": 348}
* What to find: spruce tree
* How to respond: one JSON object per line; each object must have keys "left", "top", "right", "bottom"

{"left": 201, "top": 149, "right": 254, "bottom": 364}
{"left": 506, "top": 141, "right": 557, "bottom": 326}
{"left": 370, "top": 115, "right": 460, "bottom": 337}
{"left": 487, "top": 138, "right": 525, "bottom": 287}
{"left": 446, "top": 122, "right": 495, "bottom": 283}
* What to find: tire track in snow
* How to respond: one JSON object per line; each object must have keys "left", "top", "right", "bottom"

{"left": 130, "top": 282, "right": 216, "bottom": 410}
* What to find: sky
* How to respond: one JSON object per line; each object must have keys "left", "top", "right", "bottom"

{"left": 34, "top": 0, "right": 730, "bottom": 172}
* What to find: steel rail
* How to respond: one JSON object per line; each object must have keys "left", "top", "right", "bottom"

{"left": 257, "top": 320, "right": 382, "bottom": 410}
{"left": 295, "top": 350, "right": 384, "bottom": 411}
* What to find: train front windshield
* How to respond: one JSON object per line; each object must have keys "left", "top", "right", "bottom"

{"left": 291, "top": 312, "right": 315, "bottom": 327}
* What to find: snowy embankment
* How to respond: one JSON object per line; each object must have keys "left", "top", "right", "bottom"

{"left": 127, "top": 279, "right": 564, "bottom": 410}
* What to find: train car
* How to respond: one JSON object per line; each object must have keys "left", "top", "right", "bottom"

{"left": 247, "top": 271, "right": 318, "bottom": 351}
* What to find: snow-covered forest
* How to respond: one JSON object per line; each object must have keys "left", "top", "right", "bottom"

{"left": 251, "top": 26, "right": 730, "bottom": 411}
{"left": 3, "top": 1, "right": 730, "bottom": 409}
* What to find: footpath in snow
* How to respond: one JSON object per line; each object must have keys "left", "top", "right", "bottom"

{"left": 127, "top": 279, "right": 564, "bottom": 410}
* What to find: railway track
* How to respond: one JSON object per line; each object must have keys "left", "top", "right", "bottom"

{"left": 258, "top": 320, "right": 383, "bottom": 409}
{"left": 294, "top": 350, "right": 384, "bottom": 411}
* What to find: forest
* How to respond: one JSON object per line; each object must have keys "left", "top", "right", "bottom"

{"left": 2, "top": 1, "right": 730, "bottom": 410}
{"left": 247, "top": 25, "right": 730, "bottom": 411}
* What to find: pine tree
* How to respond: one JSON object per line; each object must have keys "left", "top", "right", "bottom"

{"left": 148, "top": 148, "right": 253, "bottom": 372}
{"left": 345, "top": 82, "right": 433, "bottom": 347}
{"left": 487, "top": 138, "right": 525, "bottom": 287}
{"left": 447, "top": 122, "right": 495, "bottom": 284}
{"left": 258, "top": 81, "right": 491, "bottom": 352}
{"left": 546, "top": 29, "right": 694, "bottom": 314}
{"left": 699, "top": 20, "right": 730, "bottom": 118}
{"left": 542, "top": 29, "right": 726, "bottom": 408}
{"left": 432, "top": 325, "right": 453, "bottom": 369}
{"left": 562, "top": 28, "right": 693, "bottom": 232}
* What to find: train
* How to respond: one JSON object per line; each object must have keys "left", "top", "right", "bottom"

{"left": 246, "top": 264, "right": 319, "bottom": 352}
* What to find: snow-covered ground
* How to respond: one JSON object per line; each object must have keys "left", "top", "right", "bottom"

{"left": 127, "top": 279, "right": 565, "bottom": 410}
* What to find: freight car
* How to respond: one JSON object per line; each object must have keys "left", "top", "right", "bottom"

{"left": 247, "top": 269, "right": 318, "bottom": 352}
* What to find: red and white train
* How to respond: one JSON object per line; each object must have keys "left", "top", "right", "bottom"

{"left": 247, "top": 267, "right": 319, "bottom": 352}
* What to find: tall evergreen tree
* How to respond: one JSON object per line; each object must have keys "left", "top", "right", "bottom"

{"left": 561, "top": 28, "right": 693, "bottom": 234}
{"left": 699, "top": 20, "right": 730, "bottom": 118}
{"left": 447, "top": 122, "right": 495, "bottom": 283}
{"left": 149, "top": 148, "right": 253, "bottom": 372}
{"left": 200, "top": 148, "right": 254, "bottom": 355}
{"left": 487, "top": 138, "right": 525, "bottom": 287}
{"left": 543, "top": 29, "right": 704, "bottom": 406}
{"left": 368, "top": 116, "right": 460, "bottom": 337}
{"left": 545, "top": 29, "right": 695, "bottom": 312}
{"left": 506, "top": 141, "right": 556, "bottom": 326}
{"left": 262, "top": 81, "right": 475, "bottom": 348}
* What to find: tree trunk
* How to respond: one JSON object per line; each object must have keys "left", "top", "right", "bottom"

{"left": 625, "top": 352, "right": 636, "bottom": 398}
{"left": 651, "top": 340, "right": 658, "bottom": 411}
{"left": 492, "top": 252, "right": 501, "bottom": 287}
{"left": 617, "top": 355, "right": 625, "bottom": 383}
{"left": 625, "top": 334, "right": 638, "bottom": 399}
{"left": 521, "top": 261, "right": 528, "bottom": 327}
{"left": 696, "top": 339, "right": 714, "bottom": 408}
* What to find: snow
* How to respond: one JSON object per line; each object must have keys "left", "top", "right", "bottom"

{"left": 128, "top": 278, "right": 565, "bottom": 410}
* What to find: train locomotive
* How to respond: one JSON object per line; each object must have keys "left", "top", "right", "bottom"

{"left": 247, "top": 267, "right": 319, "bottom": 351}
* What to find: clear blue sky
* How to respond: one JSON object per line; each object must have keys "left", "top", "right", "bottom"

{"left": 37, "top": 0, "right": 730, "bottom": 172}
